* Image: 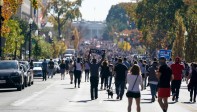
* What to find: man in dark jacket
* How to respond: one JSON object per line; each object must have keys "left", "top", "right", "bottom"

{"left": 114, "top": 58, "right": 128, "bottom": 100}
{"left": 88, "top": 51, "right": 105, "bottom": 100}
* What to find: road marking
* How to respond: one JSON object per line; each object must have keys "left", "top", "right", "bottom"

{"left": 11, "top": 81, "right": 58, "bottom": 106}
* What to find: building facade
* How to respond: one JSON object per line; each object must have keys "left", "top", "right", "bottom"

{"left": 72, "top": 21, "right": 106, "bottom": 39}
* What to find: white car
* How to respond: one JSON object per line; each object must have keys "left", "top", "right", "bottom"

{"left": 33, "top": 62, "right": 43, "bottom": 77}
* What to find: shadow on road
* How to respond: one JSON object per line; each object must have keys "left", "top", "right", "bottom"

{"left": 64, "top": 87, "right": 76, "bottom": 89}
{"left": 0, "top": 89, "right": 17, "bottom": 93}
{"left": 141, "top": 101, "right": 152, "bottom": 104}
{"left": 103, "top": 99, "right": 120, "bottom": 102}
{"left": 168, "top": 102, "right": 176, "bottom": 104}
{"left": 182, "top": 102, "right": 196, "bottom": 104}
{"left": 69, "top": 100, "right": 92, "bottom": 103}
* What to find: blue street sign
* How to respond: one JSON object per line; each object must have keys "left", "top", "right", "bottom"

{"left": 158, "top": 49, "right": 172, "bottom": 60}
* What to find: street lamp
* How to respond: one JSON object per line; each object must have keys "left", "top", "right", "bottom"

{"left": 14, "top": 39, "right": 18, "bottom": 60}
{"left": 28, "top": 18, "right": 33, "bottom": 61}
{"left": 0, "top": 0, "right": 4, "bottom": 59}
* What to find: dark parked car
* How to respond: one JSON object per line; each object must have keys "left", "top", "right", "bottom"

{"left": 19, "top": 61, "right": 34, "bottom": 86}
{"left": 0, "top": 60, "right": 25, "bottom": 91}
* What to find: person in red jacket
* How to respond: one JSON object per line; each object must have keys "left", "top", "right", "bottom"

{"left": 170, "top": 57, "right": 184, "bottom": 102}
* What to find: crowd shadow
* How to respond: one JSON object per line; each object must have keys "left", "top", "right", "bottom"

{"left": 182, "top": 102, "right": 196, "bottom": 104}
{"left": 64, "top": 87, "right": 76, "bottom": 90}
{"left": 69, "top": 99, "right": 92, "bottom": 103}
{"left": 103, "top": 99, "right": 120, "bottom": 102}
{"left": 168, "top": 102, "right": 176, "bottom": 104}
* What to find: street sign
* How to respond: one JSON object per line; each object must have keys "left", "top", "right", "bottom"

{"left": 158, "top": 49, "right": 172, "bottom": 60}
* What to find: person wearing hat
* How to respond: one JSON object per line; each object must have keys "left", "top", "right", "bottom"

{"left": 170, "top": 57, "right": 184, "bottom": 102}
{"left": 157, "top": 57, "right": 173, "bottom": 112}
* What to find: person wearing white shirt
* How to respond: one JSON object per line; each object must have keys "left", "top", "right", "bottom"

{"left": 126, "top": 65, "right": 142, "bottom": 112}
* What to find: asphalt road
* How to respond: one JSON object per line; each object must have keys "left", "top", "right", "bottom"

{"left": 0, "top": 73, "right": 196, "bottom": 112}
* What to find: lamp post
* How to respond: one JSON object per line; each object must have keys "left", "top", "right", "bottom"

{"left": 14, "top": 39, "right": 18, "bottom": 60}
{"left": 0, "top": 0, "right": 4, "bottom": 59}
{"left": 28, "top": 18, "right": 33, "bottom": 61}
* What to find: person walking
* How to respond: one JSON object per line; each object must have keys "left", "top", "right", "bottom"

{"left": 188, "top": 63, "right": 197, "bottom": 103}
{"left": 170, "top": 57, "right": 184, "bottom": 102}
{"left": 65, "top": 59, "right": 69, "bottom": 74}
{"left": 69, "top": 60, "right": 74, "bottom": 84}
{"left": 48, "top": 59, "right": 55, "bottom": 78}
{"left": 42, "top": 59, "right": 48, "bottom": 81}
{"left": 126, "top": 64, "right": 142, "bottom": 112}
{"left": 100, "top": 60, "right": 110, "bottom": 90}
{"left": 59, "top": 60, "right": 66, "bottom": 80}
{"left": 84, "top": 60, "right": 90, "bottom": 82}
{"left": 88, "top": 52, "right": 105, "bottom": 100}
{"left": 108, "top": 61, "right": 114, "bottom": 89}
{"left": 157, "top": 57, "right": 173, "bottom": 112}
{"left": 148, "top": 61, "right": 159, "bottom": 102}
{"left": 114, "top": 58, "right": 128, "bottom": 100}
{"left": 74, "top": 58, "right": 83, "bottom": 88}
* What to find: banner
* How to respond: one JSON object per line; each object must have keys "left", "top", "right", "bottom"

{"left": 90, "top": 49, "right": 105, "bottom": 56}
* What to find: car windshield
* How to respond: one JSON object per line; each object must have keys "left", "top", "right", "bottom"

{"left": 0, "top": 61, "right": 18, "bottom": 70}
{"left": 34, "top": 63, "right": 42, "bottom": 67}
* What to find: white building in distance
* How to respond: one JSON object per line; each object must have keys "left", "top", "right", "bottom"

{"left": 72, "top": 21, "right": 106, "bottom": 39}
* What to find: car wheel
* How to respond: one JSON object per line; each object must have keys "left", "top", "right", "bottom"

{"left": 25, "top": 78, "right": 28, "bottom": 87}
{"left": 22, "top": 83, "right": 25, "bottom": 89}
{"left": 17, "top": 84, "right": 22, "bottom": 91}
{"left": 28, "top": 78, "right": 31, "bottom": 86}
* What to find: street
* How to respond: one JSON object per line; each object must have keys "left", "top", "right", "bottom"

{"left": 0, "top": 73, "right": 196, "bottom": 112}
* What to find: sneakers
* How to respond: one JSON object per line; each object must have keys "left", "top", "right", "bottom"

{"left": 116, "top": 95, "right": 120, "bottom": 100}
{"left": 175, "top": 98, "right": 178, "bottom": 102}
{"left": 151, "top": 97, "right": 155, "bottom": 102}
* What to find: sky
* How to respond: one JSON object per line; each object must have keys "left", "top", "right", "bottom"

{"left": 80, "top": 0, "right": 133, "bottom": 21}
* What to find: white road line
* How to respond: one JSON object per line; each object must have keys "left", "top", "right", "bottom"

{"left": 11, "top": 81, "right": 58, "bottom": 106}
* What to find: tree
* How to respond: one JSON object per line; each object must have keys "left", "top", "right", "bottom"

{"left": 72, "top": 28, "right": 80, "bottom": 50}
{"left": 44, "top": 0, "right": 82, "bottom": 39}
{"left": 184, "top": 0, "right": 197, "bottom": 62}
{"left": 3, "top": 20, "right": 24, "bottom": 58}
{"left": 2, "top": 0, "right": 23, "bottom": 34}
{"left": 172, "top": 11, "right": 186, "bottom": 59}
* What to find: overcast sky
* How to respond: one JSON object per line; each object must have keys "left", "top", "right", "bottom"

{"left": 80, "top": 0, "right": 133, "bottom": 21}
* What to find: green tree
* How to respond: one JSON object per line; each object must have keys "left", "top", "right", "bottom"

{"left": 44, "top": 0, "right": 82, "bottom": 39}
{"left": 3, "top": 20, "right": 24, "bottom": 58}
{"left": 184, "top": 1, "right": 197, "bottom": 62}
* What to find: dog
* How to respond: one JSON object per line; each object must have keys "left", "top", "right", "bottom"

{"left": 107, "top": 89, "right": 113, "bottom": 99}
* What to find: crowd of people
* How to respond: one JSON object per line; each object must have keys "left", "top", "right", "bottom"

{"left": 39, "top": 49, "right": 197, "bottom": 112}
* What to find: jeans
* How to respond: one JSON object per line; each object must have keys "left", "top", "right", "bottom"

{"left": 42, "top": 69, "right": 47, "bottom": 81}
{"left": 101, "top": 76, "right": 108, "bottom": 89}
{"left": 85, "top": 69, "right": 90, "bottom": 82}
{"left": 74, "top": 70, "right": 81, "bottom": 87}
{"left": 108, "top": 75, "right": 113, "bottom": 89}
{"left": 115, "top": 80, "right": 125, "bottom": 98}
{"left": 150, "top": 84, "right": 157, "bottom": 98}
{"left": 171, "top": 80, "right": 181, "bottom": 99}
{"left": 90, "top": 76, "right": 99, "bottom": 99}
{"left": 190, "top": 84, "right": 197, "bottom": 101}
{"left": 48, "top": 68, "right": 54, "bottom": 78}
